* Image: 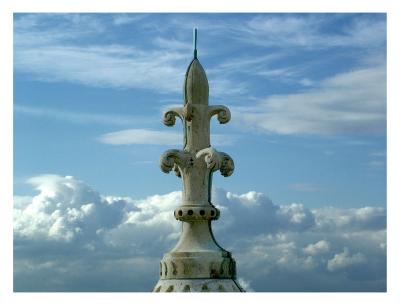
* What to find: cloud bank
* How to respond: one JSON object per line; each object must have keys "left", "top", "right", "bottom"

{"left": 14, "top": 175, "right": 386, "bottom": 292}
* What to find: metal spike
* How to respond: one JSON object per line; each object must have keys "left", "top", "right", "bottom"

{"left": 193, "top": 28, "right": 198, "bottom": 59}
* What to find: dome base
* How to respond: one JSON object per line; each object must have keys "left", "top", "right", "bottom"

{"left": 153, "top": 278, "right": 244, "bottom": 292}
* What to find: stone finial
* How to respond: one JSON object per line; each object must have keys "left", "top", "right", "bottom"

{"left": 153, "top": 29, "right": 244, "bottom": 293}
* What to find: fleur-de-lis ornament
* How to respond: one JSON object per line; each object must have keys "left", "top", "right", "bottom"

{"left": 153, "top": 29, "right": 244, "bottom": 292}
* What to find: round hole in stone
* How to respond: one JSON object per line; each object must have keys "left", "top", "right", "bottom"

{"left": 178, "top": 210, "right": 183, "bottom": 216}
{"left": 200, "top": 209, "right": 205, "bottom": 216}
{"left": 210, "top": 210, "right": 215, "bottom": 216}
{"left": 188, "top": 209, "right": 193, "bottom": 216}
{"left": 201, "top": 284, "right": 209, "bottom": 291}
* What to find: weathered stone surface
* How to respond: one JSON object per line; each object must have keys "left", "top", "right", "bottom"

{"left": 153, "top": 36, "right": 244, "bottom": 292}
{"left": 153, "top": 279, "right": 243, "bottom": 292}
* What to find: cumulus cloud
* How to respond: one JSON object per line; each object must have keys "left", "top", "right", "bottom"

{"left": 303, "top": 240, "right": 330, "bottom": 256}
{"left": 327, "top": 248, "right": 367, "bottom": 272}
{"left": 313, "top": 206, "right": 386, "bottom": 231}
{"left": 14, "top": 175, "right": 386, "bottom": 292}
{"left": 14, "top": 175, "right": 127, "bottom": 242}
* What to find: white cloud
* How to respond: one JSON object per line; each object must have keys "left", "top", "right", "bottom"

{"left": 152, "top": 36, "right": 193, "bottom": 51}
{"left": 207, "top": 53, "right": 284, "bottom": 76}
{"left": 237, "top": 277, "right": 254, "bottom": 292}
{"left": 14, "top": 44, "right": 186, "bottom": 93}
{"left": 13, "top": 14, "right": 245, "bottom": 98}
{"left": 327, "top": 248, "right": 367, "bottom": 272}
{"left": 14, "top": 175, "right": 386, "bottom": 292}
{"left": 238, "top": 14, "right": 386, "bottom": 49}
{"left": 313, "top": 206, "right": 386, "bottom": 231}
{"left": 14, "top": 104, "right": 153, "bottom": 126}
{"left": 277, "top": 203, "right": 315, "bottom": 227}
{"left": 98, "top": 129, "right": 181, "bottom": 146}
{"left": 209, "top": 78, "right": 248, "bottom": 97}
{"left": 303, "top": 240, "right": 330, "bottom": 256}
{"left": 14, "top": 175, "right": 127, "bottom": 242}
{"left": 97, "top": 128, "right": 235, "bottom": 146}
{"left": 13, "top": 15, "right": 188, "bottom": 92}
{"left": 233, "top": 64, "right": 386, "bottom": 135}
{"left": 243, "top": 15, "right": 324, "bottom": 48}
{"left": 14, "top": 14, "right": 106, "bottom": 47}
{"left": 299, "top": 78, "right": 314, "bottom": 86}
{"left": 112, "top": 14, "right": 149, "bottom": 26}
{"left": 14, "top": 14, "right": 386, "bottom": 105}
{"left": 169, "top": 14, "right": 385, "bottom": 50}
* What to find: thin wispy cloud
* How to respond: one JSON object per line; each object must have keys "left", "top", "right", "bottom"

{"left": 369, "top": 151, "right": 386, "bottom": 158}
{"left": 233, "top": 64, "right": 386, "bottom": 135}
{"left": 98, "top": 129, "right": 181, "bottom": 145}
{"left": 366, "top": 150, "right": 386, "bottom": 171}
{"left": 112, "top": 13, "right": 149, "bottom": 26}
{"left": 289, "top": 183, "right": 321, "bottom": 192}
{"left": 367, "top": 160, "right": 386, "bottom": 171}
{"left": 13, "top": 14, "right": 247, "bottom": 97}
{"left": 236, "top": 14, "right": 386, "bottom": 50}
{"left": 14, "top": 13, "right": 106, "bottom": 47}
{"left": 167, "top": 14, "right": 386, "bottom": 50}
{"left": 14, "top": 44, "right": 187, "bottom": 92}
{"left": 98, "top": 128, "right": 235, "bottom": 146}
{"left": 14, "top": 104, "right": 153, "bottom": 126}
{"left": 152, "top": 36, "right": 193, "bottom": 51}
{"left": 13, "top": 13, "right": 386, "bottom": 103}
{"left": 207, "top": 53, "right": 284, "bottom": 75}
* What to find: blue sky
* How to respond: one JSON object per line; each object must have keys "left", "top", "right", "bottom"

{"left": 13, "top": 13, "right": 386, "bottom": 292}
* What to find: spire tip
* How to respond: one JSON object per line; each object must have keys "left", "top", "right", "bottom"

{"left": 193, "top": 28, "right": 198, "bottom": 59}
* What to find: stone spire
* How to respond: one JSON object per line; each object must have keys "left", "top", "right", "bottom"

{"left": 153, "top": 29, "right": 244, "bottom": 293}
